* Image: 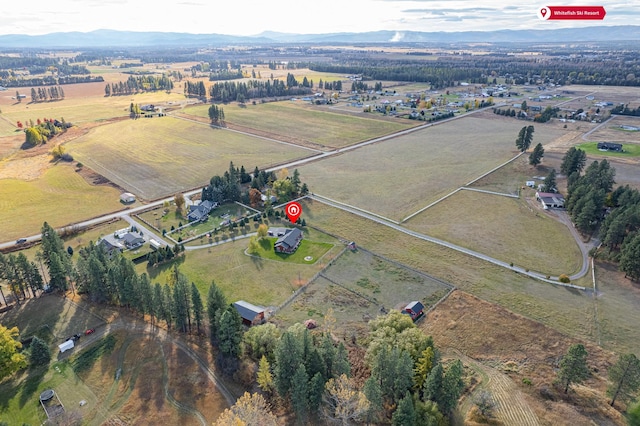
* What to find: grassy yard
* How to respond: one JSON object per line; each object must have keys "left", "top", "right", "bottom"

{"left": 297, "top": 113, "right": 565, "bottom": 221}
{"left": 298, "top": 198, "right": 598, "bottom": 343}
{"left": 144, "top": 227, "right": 343, "bottom": 307}
{"left": 577, "top": 141, "right": 640, "bottom": 158}
{"left": 68, "top": 116, "right": 313, "bottom": 200}
{"left": 181, "top": 101, "right": 416, "bottom": 149}
{"left": 249, "top": 237, "right": 334, "bottom": 264}
{"left": 169, "top": 203, "right": 259, "bottom": 240}
{"left": 404, "top": 190, "right": 582, "bottom": 276}
{"left": 0, "top": 164, "right": 124, "bottom": 242}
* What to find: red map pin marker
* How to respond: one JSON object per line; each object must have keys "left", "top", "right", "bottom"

{"left": 285, "top": 201, "right": 302, "bottom": 223}
{"left": 541, "top": 7, "right": 547, "bottom": 17}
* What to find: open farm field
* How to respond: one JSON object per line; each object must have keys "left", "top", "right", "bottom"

{"left": 422, "top": 290, "right": 622, "bottom": 426}
{"left": 0, "top": 164, "right": 123, "bottom": 241}
{"left": 0, "top": 83, "right": 185, "bottom": 125}
{"left": 68, "top": 116, "right": 313, "bottom": 200}
{"left": 0, "top": 116, "right": 19, "bottom": 137}
{"left": 147, "top": 226, "right": 343, "bottom": 307}
{"left": 468, "top": 154, "right": 548, "bottom": 194}
{"left": 298, "top": 113, "right": 565, "bottom": 221}
{"left": 299, "top": 198, "right": 597, "bottom": 342}
{"left": 593, "top": 260, "right": 640, "bottom": 355}
{"left": 182, "top": 101, "right": 415, "bottom": 149}
{"left": 404, "top": 189, "right": 582, "bottom": 275}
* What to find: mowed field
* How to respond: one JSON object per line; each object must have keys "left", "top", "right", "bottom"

{"left": 0, "top": 164, "right": 123, "bottom": 241}
{"left": 68, "top": 116, "right": 314, "bottom": 200}
{"left": 298, "top": 113, "right": 565, "bottom": 221}
{"left": 182, "top": 101, "right": 416, "bottom": 149}
{"left": 404, "top": 190, "right": 582, "bottom": 275}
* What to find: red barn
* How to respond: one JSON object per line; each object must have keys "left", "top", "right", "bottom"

{"left": 403, "top": 301, "right": 425, "bottom": 321}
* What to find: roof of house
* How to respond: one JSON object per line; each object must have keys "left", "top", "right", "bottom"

{"left": 188, "top": 200, "right": 215, "bottom": 221}
{"left": 233, "top": 300, "right": 265, "bottom": 321}
{"left": 274, "top": 228, "right": 303, "bottom": 249}
{"left": 122, "top": 233, "right": 144, "bottom": 245}
{"left": 537, "top": 192, "right": 565, "bottom": 205}
{"left": 99, "top": 238, "right": 123, "bottom": 251}
{"left": 405, "top": 301, "right": 425, "bottom": 312}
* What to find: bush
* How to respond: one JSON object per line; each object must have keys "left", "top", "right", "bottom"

{"left": 60, "top": 153, "right": 74, "bottom": 162}
{"left": 522, "top": 377, "right": 533, "bottom": 386}
{"left": 559, "top": 274, "right": 571, "bottom": 283}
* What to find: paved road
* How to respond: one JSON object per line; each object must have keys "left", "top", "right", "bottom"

{"left": 309, "top": 194, "right": 588, "bottom": 288}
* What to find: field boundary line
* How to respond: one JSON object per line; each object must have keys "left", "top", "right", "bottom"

{"left": 401, "top": 188, "right": 462, "bottom": 223}
{"left": 464, "top": 152, "right": 525, "bottom": 187}
{"left": 459, "top": 187, "right": 519, "bottom": 198}
{"left": 312, "top": 194, "right": 400, "bottom": 224}
{"left": 319, "top": 273, "right": 379, "bottom": 306}
{"left": 591, "top": 250, "right": 602, "bottom": 346}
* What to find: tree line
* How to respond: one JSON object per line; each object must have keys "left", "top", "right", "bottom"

{"left": 611, "top": 104, "right": 640, "bottom": 117}
{"left": 104, "top": 74, "right": 174, "bottom": 96}
{"left": 0, "top": 75, "right": 103, "bottom": 88}
{"left": 22, "top": 118, "right": 68, "bottom": 147}
{"left": 30, "top": 86, "right": 65, "bottom": 103}
{"left": 208, "top": 76, "right": 313, "bottom": 103}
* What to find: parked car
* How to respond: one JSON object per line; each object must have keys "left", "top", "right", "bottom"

{"left": 85, "top": 328, "right": 95, "bottom": 335}
{"left": 16, "top": 238, "right": 27, "bottom": 245}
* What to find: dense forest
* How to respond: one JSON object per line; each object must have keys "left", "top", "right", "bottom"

{"left": 104, "top": 74, "right": 174, "bottom": 96}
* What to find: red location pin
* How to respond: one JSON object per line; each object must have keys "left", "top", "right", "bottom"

{"left": 285, "top": 201, "right": 302, "bottom": 223}
{"left": 541, "top": 7, "right": 547, "bottom": 17}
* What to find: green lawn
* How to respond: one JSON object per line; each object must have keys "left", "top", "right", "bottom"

{"left": 249, "top": 237, "right": 334, "bottom": 264}
{"left": 0, "top": 164, "right": 124, "bottom": 242}
{"left": 68, "top": 116, "right": 313, "bottom": 200}
{"left": 578, "top": 141, "right": 640, "bottom": 157}
{"left": 182, "top": 101, "right": 416, "bottom": 149}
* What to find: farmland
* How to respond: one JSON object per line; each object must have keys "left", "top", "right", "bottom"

{"left": 298, "top": 113, "right": 565, "bottom": 221}
{"left": 404, "top": 189, "right": 583, "bottom": 275}
{"left": 0, "top": 163, "right": 123, "bottom": 242}
{"left": 68, "top": 116, "right": 313, "bottom": 200}
{"left": 181, "top": 101, "right": 416, "bottom": 149}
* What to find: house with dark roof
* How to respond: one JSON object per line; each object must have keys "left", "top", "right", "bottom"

{"left": 274, "top": 228, "right": 303, "bottom": 254}
{"left": 187, "top": 200, "right": 217, "bottom": 222}
{"left": 98, "top": 238, "right": 123, "bottom": 257}
{"left": 403, "top": 301, "right": 425, "bottom": 321}
{"left": 122, "top": 233, "right": 144, "bottom": 249}
{"left": 536, "top": 192, "right": 565, "bottom": 209}
{"left": 233, "top": 300, "right": 265, "bottom": 326}
{"left": 597, "top": 142, "right": 623, "bottom": 152}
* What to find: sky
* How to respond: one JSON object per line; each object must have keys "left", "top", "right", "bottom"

{"left": 2, "top": 0, "right": 638, "bottom": 36}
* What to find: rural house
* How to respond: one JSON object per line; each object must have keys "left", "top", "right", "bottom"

{"left": 536, "top": 192, "right": 565, "bottom": 209}
{"left": 597, "top": 142, "right": 623, "bottom": 152}
{"left": 274, "top": 228, "right": 303, "bottom": 254}
{"left": 98, "top": 238, "right": 123, "bottom": 256}
{"left": 121, "top": 233, "right": 144, "bottom": 249}
{"left": 120, "top": 192, "right": 136, "bottom": 204}
{"left": 187, "top": 200, "right": 216, "bottom": 222}
{"left": 403, "top": 301, "right": 425, "bottom": 321}
{"left": 233, "top": 300, "right": 265, "bottom": 326}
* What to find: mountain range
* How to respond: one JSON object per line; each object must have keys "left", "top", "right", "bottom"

{"left": 0, "top": 26, "right": 639, "bottom": 48}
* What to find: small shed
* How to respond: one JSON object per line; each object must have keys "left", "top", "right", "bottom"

{"left": 233, "top": 300, "right": 266, "bottom": 326}
{"left": 58, "top": 340, "right": 74, "bottom": 353}
{"left": 120, "top": 193, "right": 136, "bottom": 204}
{"left": 403, "top": 301, "right": 425, "bottom": 321}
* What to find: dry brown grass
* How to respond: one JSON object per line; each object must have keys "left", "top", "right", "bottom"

{"left": 422, "top": 290, "right": 625, "bottom": 426}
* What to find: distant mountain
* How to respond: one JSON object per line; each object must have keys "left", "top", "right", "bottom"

{"left": 1, "top": 26, "right": 639, "bottom": 48}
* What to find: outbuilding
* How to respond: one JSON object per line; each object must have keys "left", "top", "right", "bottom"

{"left": 58, "top": 340, "right": 74, "bottom": 353}
{"left": 403, "top": 301, "right": 425, "bottom": 321}
{"left": 120, "top": 193, "right": 136, "bottom": 204}
{"left": 233, "top": 300, "right": 266, "bottom": 326}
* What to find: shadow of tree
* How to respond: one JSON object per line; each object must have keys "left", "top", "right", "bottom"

{"left": 18, "top": 365, "right": 47, "bottom": 408}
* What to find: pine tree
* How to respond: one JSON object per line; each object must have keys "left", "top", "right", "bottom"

{"left": 29, "top": 336, "right": 51, "bottom": 366}
{"left": 529, "top": 143, "right": 545, "bottom": 167}
{"left": 392, "top": 395, "right": 416, "bottom": 426}
{"left": 291, "top": 364, "right": 309, "bottom": 422}
{"left": 191, "top": 282, "right": 204, "bottom": 334}
{"left": 257, "top": 355, "right": 274, "bottom": 393}
{"left": 441, "top": 359, "right": 465, "bottom": 413}
{"left": 607, "top": 353, "right": 640, "bottom": 406}
{"left": 543, "top": 168, "right": 557, "bottom": 193}
{"left": 274, "top": 331, "right": 303, "bottom": 398}
{"left": 414, "top": 346, "right": 435, "bottom": 393}
{"left": 207, "top": 281, "right": 227, "bottom": 343}
{"left": 218, "top": 305, "right": 243, "bottom": 358}
{"left": 556, "top": 343, "right": 590, "bottom": 393}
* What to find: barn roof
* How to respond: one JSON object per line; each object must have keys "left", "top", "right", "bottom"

{"left": 233, "top": 300, "right": 265, "bottom": 321}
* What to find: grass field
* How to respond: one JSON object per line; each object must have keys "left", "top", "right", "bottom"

{"left": 0, "top": 116, "right": 20, "bottom": 137}
{"left": 298, "top": 114, "right": 565, "bottom": 221}
{"left": 249, "top": 237, "right": 334, "bottom": 264}
{"left": 0, "top": 164, "right": 124, "bottom": 241}
{"left": 145, "top": 227, "right": 343, "bottom": 307}
{"left": 68, "top": 116, "right": 313, "bottom": 200}
{"left": 299, "top": 198, "right": 598, "bottom": 342}
{"left": 181, "top": 101, "right": 416, "bottom": 149}
{"left": 578, "top": 141, "right": 640, "bottom": 157}
{"left": 404, "top": 190, "right": 582, "bottom": 275}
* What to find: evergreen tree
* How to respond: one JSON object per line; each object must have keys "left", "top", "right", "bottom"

{"left": 218, "top": 305, "right": 243, "bottom": 358}
{"left": 441, "top": 359, "right": 465, "bottom": 413}
{"left": 308, "top": 372, "right": 325, "bottom": 414}
{"left": 556, "top": 343, "right": 590, "bottom": 393}
{"left": 257, "top": 355, "right": 274, "bottom": 393}
{"left": 29, "top": 336, "right": 51, "bottom": 367}
{"left": 392, "top": 395, "right": 416, "bottom": 426}
{"left": 274, "top": 331, "right": 303, "bottom": 398}
{"left": 291, "top": 364, "right": 309, "bottom": 423}
{"left": 529, "top": 143, "right": 545, "bottom": 167}
{"left": 542, "top": 168, "right": 557, "bottom": 193}
{"left": 414, "top": 346, "right": 435, "bottom": 393}
{"left": 607, "top": 353, "right": 640, "bottom": 406}
{"left": 620, "top": 233, "right": 640, "bottom": 280}
{"left": 191, "top": 282, "right": 204, "bottom": 334}
{"left": 363, "top": 376, "right": 383, "bottom": 423}
{"left": 206, "top": 281, "right": 227, "bottom": 343}
{"left": 423, "top": 362, "right": 444, "bottom": 405}
{"left": 515, "top": 126, "right": 527, "bottom": 152}
{"left": 561, "top": 147, "right": 587, "bottom": 176}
